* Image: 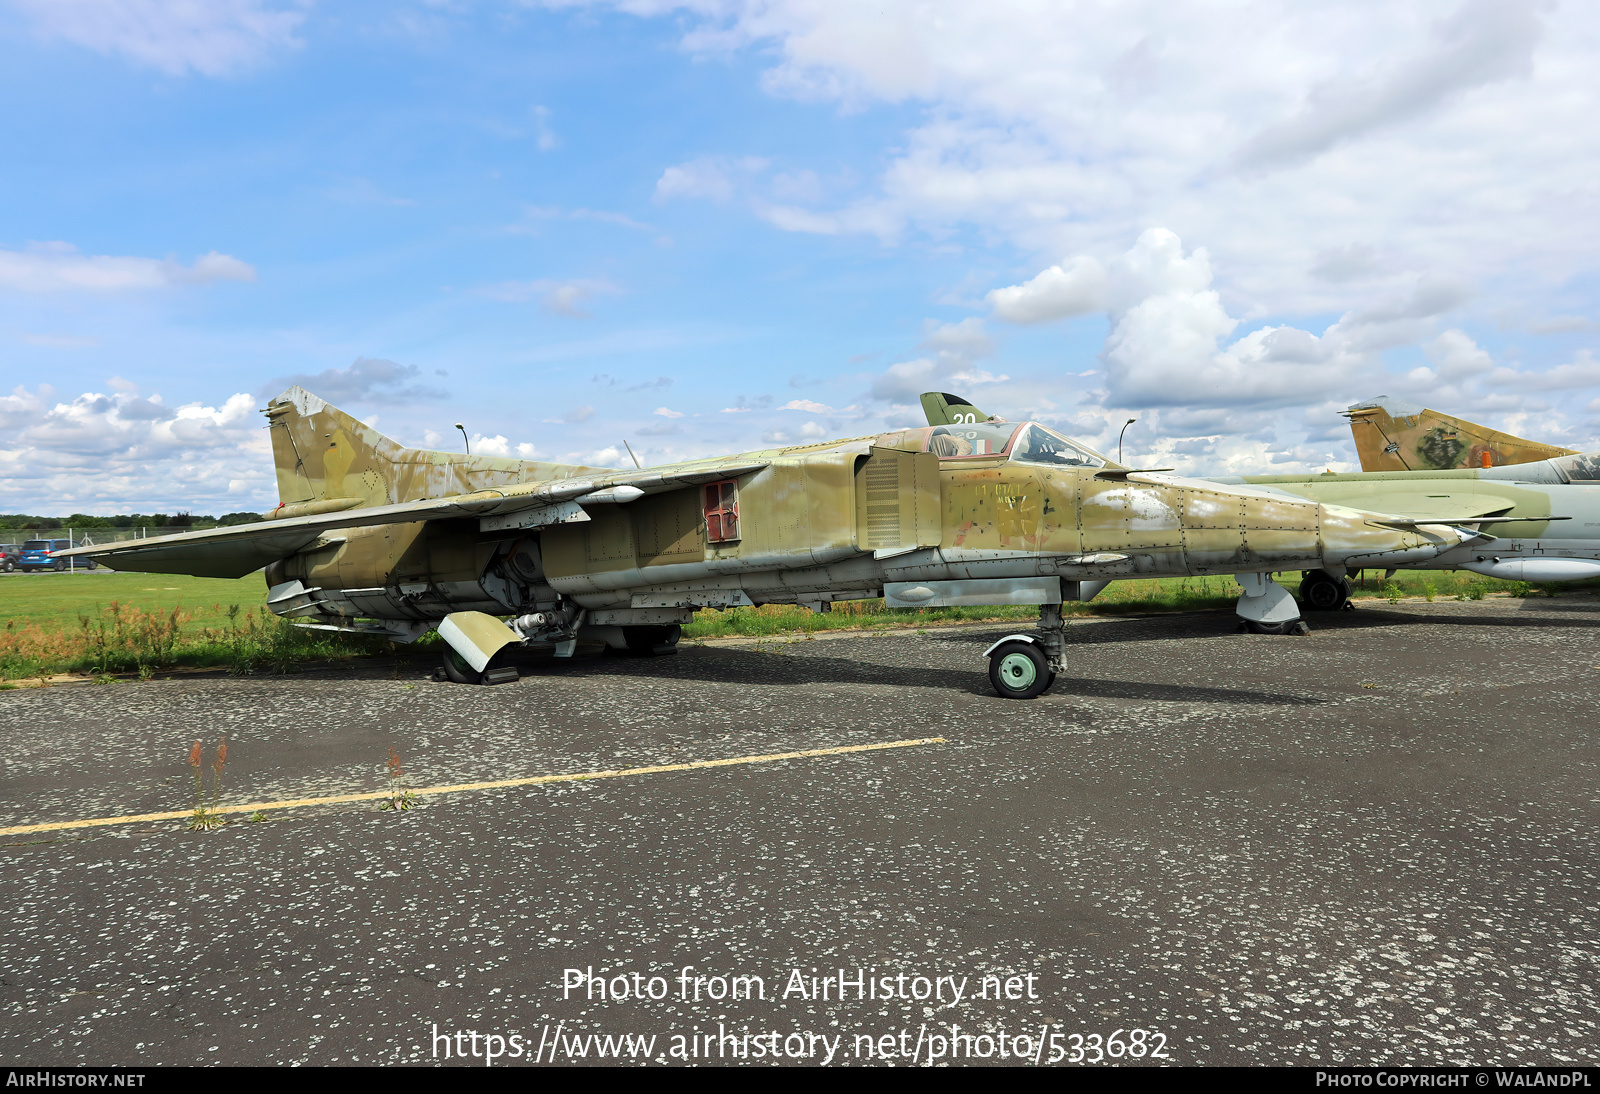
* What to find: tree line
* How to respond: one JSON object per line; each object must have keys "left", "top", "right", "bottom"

{"left": 0, "top": 512, "right": 262, "bottom": 532}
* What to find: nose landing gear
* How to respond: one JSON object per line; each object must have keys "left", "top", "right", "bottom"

{"left": 985, "top": 603, "right": 1067, "bottom": 699}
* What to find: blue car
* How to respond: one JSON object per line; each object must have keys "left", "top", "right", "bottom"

{"left": 17, "top": 538, "right": 97, "bottom": 572}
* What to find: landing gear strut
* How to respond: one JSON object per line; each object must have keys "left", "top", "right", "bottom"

{"left": 986, "top": 603, "right": 1067, "bottom": 700}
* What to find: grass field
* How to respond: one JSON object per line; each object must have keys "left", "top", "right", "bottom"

{"left": 0, "top": 565, "right": 1560, "bottom": 683}
{"left": 0, "top": 571, "right": 372, "bottom": 683}
{"left": 0, "top": 571, "right": 269, "bottom": 628}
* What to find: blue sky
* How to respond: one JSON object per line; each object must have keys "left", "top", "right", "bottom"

{"left": 2, "top": 0, "right": 1598, "bottom": 513}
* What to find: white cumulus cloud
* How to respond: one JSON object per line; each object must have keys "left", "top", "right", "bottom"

{"left": 0, "top": 385, "right": 274, "bottom": 512}
{"left": 985, "top": 228, "right": 1477, "bottom": 411}
{"left": 987, "top": 256, "right": 1107, "bottom": 323}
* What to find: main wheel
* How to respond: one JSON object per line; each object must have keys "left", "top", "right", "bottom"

{"left": 988, "top": 640, "right": 1053, "bottom": 699}
{"left": 624, "top": 624, "right": 681, "bottom": 657}
{"left": 1299, "top": 570, "right": 1350, "bottom": 611}
{"left": 441, "top": 647, "right": 485, "bottom": 685}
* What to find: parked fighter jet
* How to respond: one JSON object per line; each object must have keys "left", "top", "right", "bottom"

{"left": 1216, "top": 455, "right": 1600, "bottom": 608}
{"left": 1342, "top": 396, "right": 1575, "bottom": 472}
{"left": 63, "top": 386, "right": 1515, "bottom": 698}
{"left": 923, "top": 393, "right": 1599, "bottom": 614}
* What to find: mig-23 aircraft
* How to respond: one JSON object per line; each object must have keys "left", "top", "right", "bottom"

{"left": 63, "top": 386, "right": 1519, "bottom": 699}
{"left": 922, "top": 392, "right": 1600, "bottom": 615}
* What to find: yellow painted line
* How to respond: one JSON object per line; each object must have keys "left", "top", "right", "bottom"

{"left": 0, "top": 737, "right": 946, "bottom": 838}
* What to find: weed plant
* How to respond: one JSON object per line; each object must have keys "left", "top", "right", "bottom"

{"left": 186, "top": 738, "right": 227, "bottom": 831}
{"left": 378, "top": 747, "right": 417, "bottom": 812}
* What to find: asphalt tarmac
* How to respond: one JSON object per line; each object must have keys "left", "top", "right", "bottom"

{"left": 2, "top": 596, "right": 1597, "bottom": 1067}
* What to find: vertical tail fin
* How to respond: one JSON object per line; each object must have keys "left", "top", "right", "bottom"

{"left": 1342, "top": 396, "right": 1576, "bottom": 472}
{"left": 919, "top": 391, "right": 1006, "bottom": 427}
{"left": 262, "top": 386, "right": 602, "bottom": 511}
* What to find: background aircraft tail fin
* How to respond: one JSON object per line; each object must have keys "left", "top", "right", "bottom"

{"left": 262, "top": 386, "right": 600, "bottom": 512}
{"left": 919, "top": 391, "right": 1006, "bottom": 427}
{"left": 1342, "top": 396, "right": 1576, "bottom": 472}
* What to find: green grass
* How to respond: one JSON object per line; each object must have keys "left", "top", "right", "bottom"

{"left": 0, "top": 571, "right": 268, "bottom": 628}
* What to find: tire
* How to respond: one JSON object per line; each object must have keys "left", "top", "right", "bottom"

{"left": 52, "top": 560, "right": 65, "bottom": 572}
{"left": 441, "top": 647, "right": 485, "bottom": 685}
{"left": 1299, "top": 570, "right": 1349, "bottom": 611}
{"left": 86, "top": 560, "right": 97, "bottom": 570}
{"left": 1238, "top": 618, "right": 1312, "bottom": 635}
{"left": 624, "top": 624, "right": 681, "bottom": 657}
{"left": 988, "top": 640, "right": 1052, "bottom": 699}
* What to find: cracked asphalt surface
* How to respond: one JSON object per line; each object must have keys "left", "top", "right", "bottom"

{"left": 2, "top": 596, "right": 1598, "bottom": 1066}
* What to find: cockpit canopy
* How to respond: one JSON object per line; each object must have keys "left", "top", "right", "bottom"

{"left": 923, "top": 422, "right": 1109, "bottom": 468}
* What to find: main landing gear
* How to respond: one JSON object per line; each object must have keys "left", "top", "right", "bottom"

{"left": 439, "top": 623, "right": 682, "bottom": 685}
{"left": 1298, "top": 569, "right": 1353, "bottom": 612}
{"left": 441, "top": 646, "right": 519, "bottom": 686}
{"left": 986, "top": 603, "right": 1067, "bottom": 700}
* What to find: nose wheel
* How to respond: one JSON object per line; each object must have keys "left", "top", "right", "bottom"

{"left": 988, "top": 641, "right": 1054, "bottom": 699}
{"left": 985, "top": 603, "right": 1067, "bottom": 699}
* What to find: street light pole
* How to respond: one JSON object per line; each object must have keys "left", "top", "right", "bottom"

{"left": 455, "top": 423, "right": 470, "bottom": 456}
{"left": 1118, "top": 418, "right": 1137, "bottom": 464}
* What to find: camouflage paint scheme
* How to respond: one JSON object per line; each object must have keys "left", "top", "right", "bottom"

{"left": 1343, "top": 395, "right": 1574, "bottom": 472}
{"left": 63, "top": 387, "right": 1492, "bottom": 655}
{"left": 1216, "top": 458, "right": 1600, "bottom": 579}
{"left": 921, "top": 391, "right": 1600, "bottom": 589}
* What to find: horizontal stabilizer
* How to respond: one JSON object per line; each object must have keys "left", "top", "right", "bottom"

{"left": 64, "top": 529, "right": 326, "bottom": 579}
